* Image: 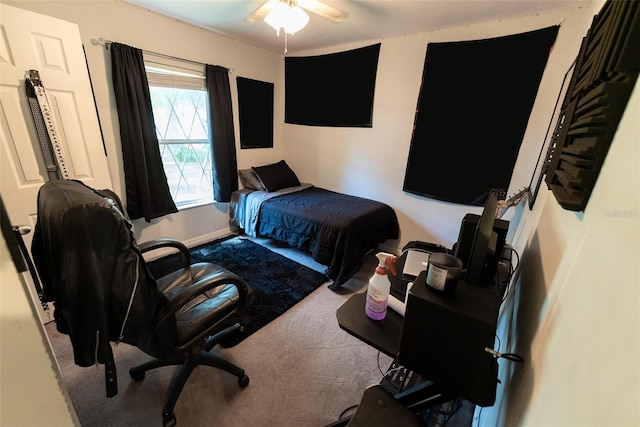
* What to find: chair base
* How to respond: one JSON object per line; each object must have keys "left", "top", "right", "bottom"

{"left": 129, "top": 323, "right": 249, "bottom": 427}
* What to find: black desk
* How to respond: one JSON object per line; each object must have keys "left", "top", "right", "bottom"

{"left": 334, "top": 288, "right": 457, "bottom": 426}
{"left": 336, "top": 292, "right": 403, "bottom": 357}
{"left": 337, "top": 270, "right": 506, "bottom": 409}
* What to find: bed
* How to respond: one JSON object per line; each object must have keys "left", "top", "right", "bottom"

{"left": 230, "top": 161, "right": 400, "bottom": 290}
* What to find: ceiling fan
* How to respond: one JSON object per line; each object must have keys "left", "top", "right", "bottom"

{"left": 247, "top": 0, "right": 348, "bottom": 53}
{"left": 246, "top": 0, "right": 348, "bottom": 29}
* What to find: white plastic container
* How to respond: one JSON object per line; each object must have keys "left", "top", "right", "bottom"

{"left": 365, "top": 252, "right": 397, "bottom": 320}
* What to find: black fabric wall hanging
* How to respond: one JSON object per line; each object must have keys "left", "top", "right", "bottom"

{"left": 284, "top": 44, "right": 380, "bottom": 127}
{"left": 237, "top": 77, "right": 274, "bottom": 149}
{"left": 403, "top": 26, "right": 559, "bottom": 206}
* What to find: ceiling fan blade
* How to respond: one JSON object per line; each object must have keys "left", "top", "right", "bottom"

{"left": 246, "top": 0, "right": 275, "bottom": 23}
{"left": 297, "top": 0, "right": 348, "bottom": 23}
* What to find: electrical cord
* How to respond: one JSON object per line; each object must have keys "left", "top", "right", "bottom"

{"left": 338, "top": 404, "right": 359, "bottom": 420}
{"left": 376, "top": 350, "right": 385, "bottom": 376}
{"left": 485, "top": 347, "right": 525, "bottom": 363}
{"left": 422, "top": 397, "right": 464, "bottom": 426}
{"left": 498, "top": 244, "right": 520, "bottom": 303}
{"left": 487, "top": 334, "right": 524, "bottom": 385}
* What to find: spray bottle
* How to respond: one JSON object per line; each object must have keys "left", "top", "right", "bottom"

{"left": 365, "top": 252, "right": 397, "bottom": 320}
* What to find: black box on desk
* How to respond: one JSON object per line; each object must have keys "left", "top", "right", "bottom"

{"left": 454, "top": 214, "right": 509, "bottom": 283}
{"left": 397, "top": 271, "right": 501, "bottom": 407}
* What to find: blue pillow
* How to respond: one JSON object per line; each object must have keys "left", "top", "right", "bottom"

{"left": 252, "top": 160, "right": 300, "bottom": 192}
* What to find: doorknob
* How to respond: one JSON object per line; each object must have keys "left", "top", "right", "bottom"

{"left": 12, "top": 225, "right": 32, "bottom": 235}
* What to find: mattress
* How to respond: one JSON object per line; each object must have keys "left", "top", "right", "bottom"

{"left": 230, "top": 185, "right": 399, "bottom": 290}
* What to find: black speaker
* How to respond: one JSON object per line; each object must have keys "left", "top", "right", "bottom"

{"left": 453, "top": 214, "right": 509, "bottom": 283}
{"left": 397, "top": 272, "right": 501, "bottom": 407}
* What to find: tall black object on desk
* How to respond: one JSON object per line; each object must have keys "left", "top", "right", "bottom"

{"left": 398, "top": 271, "right": 502, "bottom": 407}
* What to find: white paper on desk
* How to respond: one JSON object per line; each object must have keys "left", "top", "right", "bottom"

{"left": 403, "top": 250, "right": 431, "bottom": 277}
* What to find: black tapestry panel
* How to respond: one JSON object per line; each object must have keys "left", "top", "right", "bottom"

{"left": 403, "top": 26, "right": 559, "bottom": 206}
{"left": 284, "top": 44, "right": 380, "bottom": 127}
{"left": 237, "top": 77, "right": 274, "bottom": 149}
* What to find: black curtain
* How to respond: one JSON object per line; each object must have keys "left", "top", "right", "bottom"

{"left": 205, "top": 65, "right": 238, "bottom": 202}
{"left": 109, "top": 42, "right": 177, "bottom": 222}
{"left": 403, "top": 26, "right": 559, "bottom": 206}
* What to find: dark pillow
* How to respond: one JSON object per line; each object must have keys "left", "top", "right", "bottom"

{"left": 252, "top": 160, "right": 300, "bottom": 192}
{"left": 238, "top": 169, "right": 265, "bottom": 191}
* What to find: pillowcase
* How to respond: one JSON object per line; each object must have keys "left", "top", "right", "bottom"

{"left": 252, "top": 160, "right": 301, "bottom": 192}
{"left": 238, "top": 169, "right": 265, "bottom": 191}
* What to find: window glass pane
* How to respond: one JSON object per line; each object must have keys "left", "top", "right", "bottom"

{"left": 149, "top": 85, "right": 213, "bottom": 208}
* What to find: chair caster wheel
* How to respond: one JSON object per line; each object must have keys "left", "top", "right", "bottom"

{"left": 130, "top": 370, "right": 145, "bottom": 381}
{"left": 162, "top": 412, "right": 176, "bottom": 427}
{"left": 238, "top": 374, "right": 250, "bottom": 388}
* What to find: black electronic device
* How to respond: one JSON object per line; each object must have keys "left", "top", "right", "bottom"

{"left": 454, "top": 193, "right": 508, "bottom": 285}
{"left": 397, "top": 270, "right": 501, "bottom": 407}
{"left": 454, "top": 215, "right": 509, "bottom": 285}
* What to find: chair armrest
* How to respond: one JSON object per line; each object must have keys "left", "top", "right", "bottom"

{"left": 139, "top": 238, "right": 190, "bottom": 270}
{"left": 163, "top": 266, "right": 252, "bottom": 312}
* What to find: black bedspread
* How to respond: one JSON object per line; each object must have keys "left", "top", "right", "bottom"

{"left": 255, "top": 187, "right": 399, "bottom": 289}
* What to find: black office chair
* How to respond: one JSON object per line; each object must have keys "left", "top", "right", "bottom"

{"left": 32, "top": 179, "right": 254, "bottom": 427}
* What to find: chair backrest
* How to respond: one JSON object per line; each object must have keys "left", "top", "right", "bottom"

{"left": 32, "top": 179, "right": 165, "bottom": 367}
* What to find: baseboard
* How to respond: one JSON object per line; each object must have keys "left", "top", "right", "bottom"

{"left": 142, "top": 227, "right": 236, "bottom": 261}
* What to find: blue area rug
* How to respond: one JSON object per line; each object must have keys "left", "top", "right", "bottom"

{"left": 146, "top": 235, "right": 328, "bottom": 346}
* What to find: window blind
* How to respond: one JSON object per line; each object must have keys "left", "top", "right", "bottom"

{"left": 143, "top": 52, "right": 205, "bottom": 90}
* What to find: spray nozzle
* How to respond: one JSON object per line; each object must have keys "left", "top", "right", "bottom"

{"left": 375, "top": 252, "right": 397, "bottom": 276}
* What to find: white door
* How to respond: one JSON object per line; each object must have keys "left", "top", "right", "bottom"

{"left": 0, "top": 4, "right": 113, "bottom": 323}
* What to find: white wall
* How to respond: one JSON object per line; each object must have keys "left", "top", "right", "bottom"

{"left": 285, "top": 6, "right": 597, "bottom": 251}
{"left": 4, "top": 0, "right": 285, "bottom": 248}
{"left": 486, "top": 70, "right": 639, "bottom": 427}
{"left": 6, "top": 0, "right": 594, "bottom": 252}
{"left": 3, "top": 1, "right": 638, "bottom": 426}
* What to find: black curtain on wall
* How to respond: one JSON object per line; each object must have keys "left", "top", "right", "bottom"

{"left": 205, "top": 65, "right": 238, "bottom": 202}
{"left": 109, "top": 42, "right": 177, "bottom": 222}
{"left": 237, "top": 77, "right": 274, "bottom": 149}
{"left": 403, "top": 26, "right": 559, "bottom": 206}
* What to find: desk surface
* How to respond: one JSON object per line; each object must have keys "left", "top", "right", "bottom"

{"left": 336, "top": 292, "right": 403, "bottom": 357}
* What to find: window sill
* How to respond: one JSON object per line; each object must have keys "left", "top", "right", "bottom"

{"left": 176, "top": 199, "right": 215, "bottom": 211}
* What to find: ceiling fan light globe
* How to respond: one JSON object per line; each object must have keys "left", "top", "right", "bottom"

{"left": 264, "top": 2, "right": 290, "bottom": 32}
{"left": 284, "top": 5, "right": 309, "bottom": 34}
{"left": 264, "top": 2, "right": 309, "bottom": 36}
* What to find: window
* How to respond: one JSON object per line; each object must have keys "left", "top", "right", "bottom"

{"left": 145, "top": 54, "right": 213, "bottom": 208}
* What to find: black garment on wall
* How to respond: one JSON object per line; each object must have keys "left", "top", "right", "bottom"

{"left": 285, "top": 44, "right": 380, "bottom": 127}
{"left": 110, "top": 43, "right": 178, "bottom": 222}
{"left": 403, "top": 26, "right": 559, "bottom": 206}
{"left": 237, "top": 77, "right": 274, "bottom": 149}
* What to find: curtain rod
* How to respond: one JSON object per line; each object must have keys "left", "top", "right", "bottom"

{"left": 94, "top": 38, "right": 233, "bottom": 73}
